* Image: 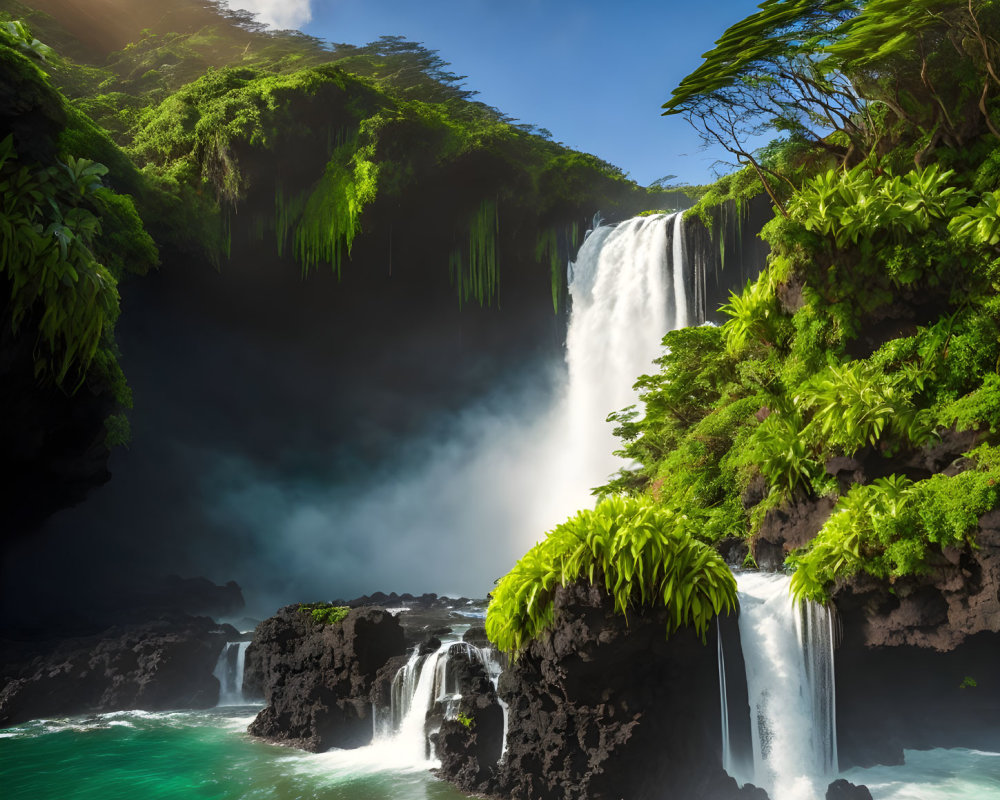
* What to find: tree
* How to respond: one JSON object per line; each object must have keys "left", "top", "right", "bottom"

{"left": 662, "top": 0, "right": 867, "bottom": 214}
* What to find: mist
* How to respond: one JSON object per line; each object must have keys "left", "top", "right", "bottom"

{"left": 0, "top": 225, "right": 581, "bottom": 625}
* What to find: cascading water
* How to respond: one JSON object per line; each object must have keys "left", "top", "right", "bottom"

{"left": 562, "top": 212, "right": 693, "bottom": 493}
{"left": 379, "top": 638, "right": 504, "bottom": 766}
{"left": 726, "top": 572, "right": 838, "bottom": 800}
{"left": 213, "top": 641, "right": 250, "bottom": 706}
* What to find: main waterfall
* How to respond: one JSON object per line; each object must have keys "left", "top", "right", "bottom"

{"left": 562, "top": 212, "right": 694, "bottom": 493}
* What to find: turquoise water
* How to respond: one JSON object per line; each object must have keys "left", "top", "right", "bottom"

{"left": 841, "top": 748, "right": 1000, "bottom": 800}
{"left": 0, "top": 708, "right": 473, "bottom": 800}
{"left": 2, "top": 707, "right": 999, "bottom": 799}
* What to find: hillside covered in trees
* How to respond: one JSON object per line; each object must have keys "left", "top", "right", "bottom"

{"left": 0, "top": 0, "right": 681, "bottom": 545}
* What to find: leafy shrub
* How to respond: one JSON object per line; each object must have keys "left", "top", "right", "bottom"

{"left": 298, "top": 603, "right": 351, "bottom": 625}
{"left": 789, "top": 164, "right": 969, "bottom": 251}
{"left": 789, "top": 450, "right": 1000, "bottom": 603}
{"left": 0, "top": 134, "right": 120, "bottom": 384}
{"left": 485, "top": 495, "right": 737, "bottom": 655}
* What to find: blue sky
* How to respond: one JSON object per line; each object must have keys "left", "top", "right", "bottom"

{"left": 231, "top": 0, "right": 766, "bottom": 186}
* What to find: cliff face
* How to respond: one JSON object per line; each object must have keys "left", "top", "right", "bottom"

{"left": 490, "top": 582, "right": 759, "bottom": 800}
{"left": 0, "top": 614, "right": 237, "bottom": 726}
{"left": 244, "top": 605, "right": 406, "bottom": 752}
{"left": 830, "top": 509, "right": 1000, "bottom": 768}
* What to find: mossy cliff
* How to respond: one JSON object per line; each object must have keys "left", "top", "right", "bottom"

{"left": 0, "top": 0, "right": 671, "bottom": 540}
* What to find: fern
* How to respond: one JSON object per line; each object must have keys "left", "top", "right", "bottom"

{"left": 485, "top": 495, "right": 737, "bottom": 656}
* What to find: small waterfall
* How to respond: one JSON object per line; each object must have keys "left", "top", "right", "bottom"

{"left": 213, "top": 641, "right": 250, "bottom": 706}
{"left": 728, "top": 572, "right": 838, "bottom": 800}
{"left": 672, "top": 211, "right": 689, "bottom": 330}
{"left": 718, "top": 622, "right": 731, "bottom": 774}
{"left": 381, "top": 639, "right": 505, "bottom": 765}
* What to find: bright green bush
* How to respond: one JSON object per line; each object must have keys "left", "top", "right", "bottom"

{"left": 298, "top": 603, "right": 351, "bottom": 625}
{"left": 789, "top": 450, "right": 1000, "bottom": 603}
{"left": 485, "top": 495, "right": 737, "bottom": 655}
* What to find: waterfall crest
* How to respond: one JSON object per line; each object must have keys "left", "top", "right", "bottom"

{"left": 726, "top": 572, "right": 838, "bottom": 800}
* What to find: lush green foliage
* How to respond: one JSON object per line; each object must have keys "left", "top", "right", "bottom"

{"left": 0, "top": 133, "right": 145, "bottom": 386}
{"left": 485, "top": 495, "right": 737, "bottom": 655}
{"left": 455, "top": 712, "right": 474, "bottom": 729}
{"left": 789, "top": 446, "right": 1000, "bottom": 602}
{"left": 450, "top": 199, "right": 499, "bottom": 308}
{"left": 589, "top": 0, "right": 1000, "bottom": 610}
{"left": 298, "top": 603, "right": 351, "bottom": 625}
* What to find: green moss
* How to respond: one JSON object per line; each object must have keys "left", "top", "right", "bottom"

{"left": 290, "top": 136, "right": 379, "bottom": 276}
{"left": 298, "top": 603, "right": 351, "bottom": 625}
{"left": 450, "top": 198, "right": 499, "bottom": 308}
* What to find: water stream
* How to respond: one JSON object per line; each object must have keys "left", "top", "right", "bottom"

{"left": 724, "top": 572, "right": 839, "bottom": 800}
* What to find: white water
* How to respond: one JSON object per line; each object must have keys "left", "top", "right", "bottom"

{"left": 213, "top": 641, "right": 250, "bottom": 706}
{"left": 377, "top": 637, "right": 505, "bottom": 768}
{"left": 730, "top": 572, "right": 839, "bottom": 800}
{"left": 561, "top": 212, "right": 691, "bottom": 499}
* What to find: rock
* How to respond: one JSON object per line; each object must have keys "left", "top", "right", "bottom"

{"left": 0, "top": 614, "right": 236, "bottom": 726}
{"left": 137, "top": 576, "right": 245, "bottom": 619}
{"left": 716, "top": 536, "right": 750, "bottom": 567}
{"left": 833, "top": 516, "right": 1000, "bottom": 769}
{"left": 832, "top": 509, "right": 1000, "bottom": 651}
{"left": 462, "top": 626, "right": 489, "bottom": 648}
{"left": 418, "top": 636, "right": 441, "bottom": 656}
{"left": 826, "top": 779, "right": 873, "bottom": 800}
{"left": 432, "top": 645, "right": 504, "bottom": 793}
{"left": 753, "top": 496, "right": 835, "bottom": 570}
{"left": 370, "top": 653, "right": 410, "bottom": 713}
{"left": 244, "top": 605, "right": 405, "bottom": 752}
{"left": 492, "top": 581, "right": 750, "bottom": 800}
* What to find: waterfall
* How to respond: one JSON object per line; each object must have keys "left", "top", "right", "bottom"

{"left": 213, "top": 641, "right": 250, "bottom": 706}
{"left": 563, "top": 212, "right": 693, "bottom": 492}
{"left": 380, "top": 638, "right": 505, "bottom": 765}
{"left": 727, "top": 572, "right": 838, "bottom": 800}
{"left": 718, "top": 622, "right": 731, "bottom": 775}
{"left": 672, "top": 211, "right": 690, "bottom": 330}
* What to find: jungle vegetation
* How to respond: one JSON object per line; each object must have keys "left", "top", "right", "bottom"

{"left": 487, "top": 0, "right": 1000, "bottom": 653}
{"left": 0, "top": 0, "right": 665, "bottom": 457}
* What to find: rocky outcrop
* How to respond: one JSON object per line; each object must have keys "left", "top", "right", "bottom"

{"left": 830, "top": 510, "right": 1000, "bottom": 767}
{"left": 753, "top": 496, "right": 836, "bottom": 570}
{"left": 831, "top": 505, "right": 1000, "bottom": 651}
{"left": 826, "top": 779, "right": 873, "bottom": 800}
{"left": 0, "top": 614, "right": 236, "bottom": 726}
{"left": 431, "top": 645, "right": 504, "bottom": 793}
{"left": 491, "top": 582, "right": 763, "bottom": 800}
{"left": 244, "top": 605, "right": 405, "bottom": 752}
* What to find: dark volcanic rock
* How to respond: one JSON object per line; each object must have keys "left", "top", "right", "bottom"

{"left": 0, "top": 614, "right": 236, "bottom": 726}
{"left": 462, "top": 626, "right": 489, "bottom": 648}
{"left": 370, "top": 653, "right": 410, "bottom": 712}
{"left": 493, "top": 582, "right": 759, "bottom": 800}
{"left": 753, "top": 496, "right": 836, "bottom": 570}
{"left": 826, "top": 779, "right": 873, "bottom": 800}
{"left": 432, "top": 645, "right": 504, "bottom": 793}
{"left": 244, "top": 605, "right": 405, "bottom": 752}
{"left": 833, "top": 509, "right": 1000, "bottom": 651}
{"left": 832, "top": 511, "right": 1000, "bottom": 767}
